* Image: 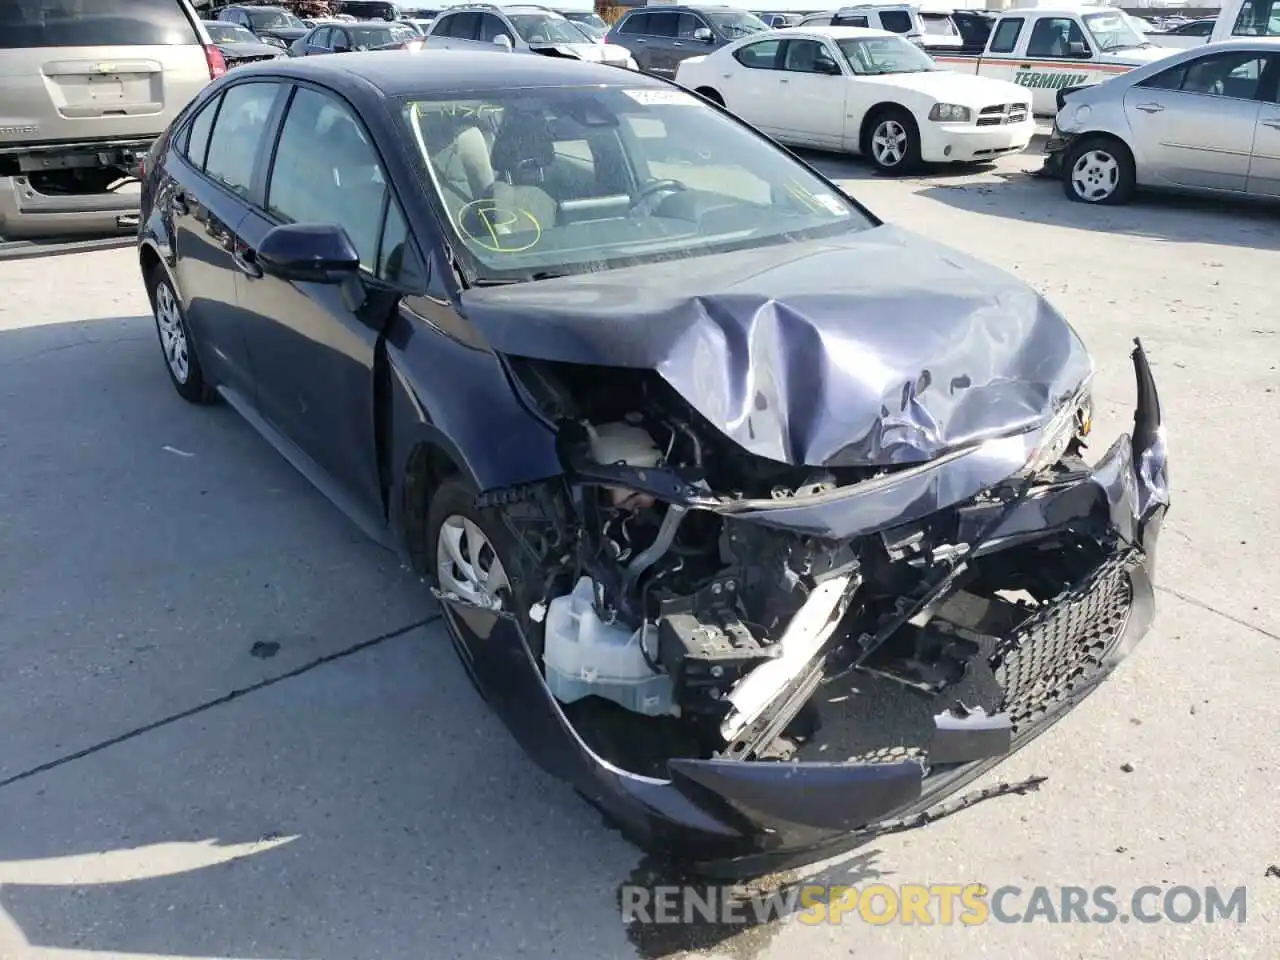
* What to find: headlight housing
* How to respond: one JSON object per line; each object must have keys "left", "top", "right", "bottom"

{"left": 929, "top": 103, "right": 972, "bottom": 122}
{"left": 1025, "top": 388, "right": 1093, "bottom": 475}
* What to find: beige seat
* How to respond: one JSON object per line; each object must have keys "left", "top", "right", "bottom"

{"left": 487, "top": 111, "right": 560, "bottom": 234}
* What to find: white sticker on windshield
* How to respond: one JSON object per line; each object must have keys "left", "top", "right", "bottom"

{"left": 811, "top": 192, "right": 846, "bottom": 215}
{"left": 622, "top": 88, "right": 699, "bottom": 106}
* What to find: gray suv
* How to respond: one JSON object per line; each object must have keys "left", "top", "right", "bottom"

{"left": 0, "top": 0, "right": 217, "bottom": 239}
{"left": 603, "top": 4, "right": 768, "bottom": 78}
{"left": 426, "top": 3, "right": 636, "bottom": 68}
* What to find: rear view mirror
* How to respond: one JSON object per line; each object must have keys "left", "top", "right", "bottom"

{"left": 693, "top": 26, "right": 713, "bottom": 42}
{"left": 494, "top": 33, "right": 513, "bottom": 50}
{"left": 1068, "top": 40, "right": 1089, "bottom": 57}
{"left": 257, "top": 222, "right": 360, "bottom": 284}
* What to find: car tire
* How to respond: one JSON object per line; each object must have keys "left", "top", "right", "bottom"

{"left": 145, "top": 265, "right": 216, "bottom": 404}
{"left": 1061, "top": 135, "right": 1135, "bottom": 206}
{"left": 864, "top": 107, "right": 921, "bottom": 175}
{"left": 427, "top": 474, "right": 546, "bottom": 676}
{"left": 694, "top": 86, "right": 724, "bottom": 107}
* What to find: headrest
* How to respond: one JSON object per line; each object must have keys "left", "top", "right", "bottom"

{"left": 490, "top": 111, "right": 555, "bottom": 175}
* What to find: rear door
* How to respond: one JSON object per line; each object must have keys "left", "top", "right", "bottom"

{"left": 1125, "top": 50, "right": 1265, "bottom": 192}
{"left": 235, "top": 83, "right": 424, "bottom": 520}
{"left": 0, "top": 0, "right": 212, "bottom": 150}
{"left": 720, "top": 37, "right": 786, "bottom": 133}
{"left": 166, "top": 80, "right": 284, "bottom": 395}
{"left": 638, "top": 11, "right": 681, "bottom": 78}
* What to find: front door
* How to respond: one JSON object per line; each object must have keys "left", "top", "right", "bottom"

{"left": 234, "top": 84, "right": 421, "bottom": 521}
{"left": 775, "top": 38, "right": 847, "bottom": 149}
{"left": 1125, "top": 51, "right": 1268, "bottom": 192}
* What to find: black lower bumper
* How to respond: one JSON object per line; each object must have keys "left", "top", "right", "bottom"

{"left": 1037, "top": 124, "right": 1076, "bottom": 180}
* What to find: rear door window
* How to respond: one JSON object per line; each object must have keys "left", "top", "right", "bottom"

{"left": 988, "top": 17, "right": 1023, "bottom": 53}
{"left": 203, "top": 82, "right": 279, "bottom": 198}
{"left": 644, "top": 12, "right": 678, "bottom": 37}
{"left": 0, "top": 0, "right": 200, "bottom": 48}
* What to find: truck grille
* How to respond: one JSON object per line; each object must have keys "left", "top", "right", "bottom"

{"left": 976, "top": 103, "right": 1029, "bottom": 126}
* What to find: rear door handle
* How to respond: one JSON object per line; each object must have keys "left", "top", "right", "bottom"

{"left": 1262, "top": 118, "right": 1280, "bottom": 129}
{"left": 1018, "top": 63, "right": 1031, "bottom": 68}
{"left": 1135, "top": 103, "right": 1164, "bottom": 113}
{"left": 232, "top": 246, "right": 263, "bottom": 279}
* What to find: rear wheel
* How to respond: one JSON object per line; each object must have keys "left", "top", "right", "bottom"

{"left": 864, "top": 108, "right": 921, "bottom": 175}
{"left": 145, "top": 265, "right": 216, "bottom": 404}
{"left": 1062, "top": 135, "right": 1135, "bottom": 205}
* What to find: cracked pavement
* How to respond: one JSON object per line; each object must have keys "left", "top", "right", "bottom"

{"left": 0, "top": 148, "right": 1276, "bottom": 959}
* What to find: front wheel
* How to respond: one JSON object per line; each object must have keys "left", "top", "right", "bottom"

{"left": 1062, "top": 135, "right": 1135, "bottom": 205}
{"left": 865, "top": 109, "right": 920, "bottom": 175}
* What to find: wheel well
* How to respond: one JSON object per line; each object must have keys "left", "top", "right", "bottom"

{"left": 139, "top": 243, "right": 162, "bottom": 287}
{"left": 404, "top": 442, "right": 461, "bottom": 575}
{"left": 1073, "top": 132, "right": 1134, "bottom": 163}
{"left": 859, "top": 102, "right": 913, "bottom": 153}
{"left": 694, "top": 86, "right": 723, "bottom": 106}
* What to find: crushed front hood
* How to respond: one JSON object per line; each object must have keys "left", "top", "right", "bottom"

{"left": 462, "top": 224, "right": 1093, "bottom": 467}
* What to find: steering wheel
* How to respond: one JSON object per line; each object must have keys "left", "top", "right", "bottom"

{"left": 631, "top": 178, "right": 687, "bottom": 214}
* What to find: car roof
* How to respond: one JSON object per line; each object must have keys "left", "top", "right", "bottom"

{"left": 771, "top": 24, "right": 894, "bottom": 39}
{"left": 229, "top": 48, "right": 669, "bottom": 95}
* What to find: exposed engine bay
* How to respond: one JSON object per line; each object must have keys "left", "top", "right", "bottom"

{"left": 454, "top": 354, "right": 1128, "bottom": 780}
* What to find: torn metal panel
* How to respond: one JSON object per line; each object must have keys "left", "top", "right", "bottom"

{"left": 930, "top": 704, "right": 1013, "bottom": 765}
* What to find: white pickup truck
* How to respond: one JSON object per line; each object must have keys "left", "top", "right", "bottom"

{"left": 931, "top": 7, "right": 1176, "bottom": 116}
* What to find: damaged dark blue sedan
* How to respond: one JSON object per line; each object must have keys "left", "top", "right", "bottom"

{"left": 136, "top": 51, "right": 1169, "bottom": 878}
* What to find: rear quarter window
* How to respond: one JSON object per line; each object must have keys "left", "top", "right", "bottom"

{"left": 0, "top": 0, "right": 200, "bottom": 48}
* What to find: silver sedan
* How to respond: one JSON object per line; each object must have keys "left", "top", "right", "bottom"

{"left": 1042, "top": 38, "right": 1280, "bottom": 205}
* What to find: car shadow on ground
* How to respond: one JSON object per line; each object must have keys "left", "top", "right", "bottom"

{"left": 918, "top": 175, "right": 1280, "bottom": 252}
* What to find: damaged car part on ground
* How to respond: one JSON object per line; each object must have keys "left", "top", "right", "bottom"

{"left": 136, "top": 52, "right": 1170, "bottom": 879}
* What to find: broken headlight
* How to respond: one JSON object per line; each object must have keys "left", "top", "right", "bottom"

{"left": 1025, "top": 388, "right": 1092, "bottom": 474}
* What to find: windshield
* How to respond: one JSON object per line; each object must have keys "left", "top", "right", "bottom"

{"left": 1082, "top": 11, "right": 1147, "bottom": 50}
{"left": 838, "top": 35, "right": 937, "bottom": 74}
{"left": 249, "top": 9, "right": 303, "bottom": 29}
{"left": 569, "top": 19, "right": 606, "bottom": 40}
{"left": 564, "top": 11, "right": 608, "bottom": 29}
{"left": 706, "top": 10, "right": 769, "bottom": 37}
{"left": 401, "top": 86, "right": 870, "bottom": 283}
{"left": 509, "top": 13, "right": 587, "bottom": 43}
{"left": 920, "top": 12, "right": 958, "bottom": 36}
{"left": 205, "top": 21, "right": 258, "bottom": 43}
{"left": 350, "top": 22, "right": 417, "bottom": 45}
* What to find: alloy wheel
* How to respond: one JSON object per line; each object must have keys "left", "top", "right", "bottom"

{"left": 872, "top": 120, "right": 908, "bottom": 168}
{"left": 153, "top": 281, "right": 190, "bottom": 384}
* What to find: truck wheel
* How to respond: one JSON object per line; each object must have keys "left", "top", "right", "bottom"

{"left": 1062, "top": 135, "right": 1135, "bottom": 206}
{"left": 864, "top": 108, "right": 920, "bottom": 175}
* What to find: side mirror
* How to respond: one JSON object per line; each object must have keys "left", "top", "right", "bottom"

{"left": 333, "top": 42, "right": 351, "bottom": 53}
{"left": 693, "top": 26, "right": 713, "bottom": 42}
{"left": 816, "top": 57, "right": 841, "bottom": 74}
{"left": 1067, "top": 39, "right": 1090, "bottom": 57}
{"left": 257, "top": 222, "right": 360, "bottom": 284}
{"left": 493, "top": 33, "right": 513, "bottom": 50}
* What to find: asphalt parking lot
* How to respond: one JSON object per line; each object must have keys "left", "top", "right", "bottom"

{"left": 1, "top": 145, "right": 1277, "bottom": 960}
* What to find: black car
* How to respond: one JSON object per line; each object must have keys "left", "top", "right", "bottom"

{"left": 201, "top": 20, "right": 287, "bottom": 67}
{"left": 218, "top": 4, "right": 309, "bottom": 47}
{"left": 335, "top": 0, "right": 405, "bottom": 18}
{"left": 136, "top": 52, "right": 1169, "bottom": 877}
{"left": 603, "top": 4, "right": 769, "bottom": 77}
{"left": 292, "top": 20, "right": 421, "bottom": 54}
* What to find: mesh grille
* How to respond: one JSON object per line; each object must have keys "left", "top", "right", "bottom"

{"left": 992, "top": 550, "right": 1136, "bottom": 730}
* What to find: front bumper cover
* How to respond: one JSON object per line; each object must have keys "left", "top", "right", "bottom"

{"left": 454, "top": 340, "right": 1168, "bottom": 878}
{"left": 1037, "top": 122, "right": 1077, "bottom": 180}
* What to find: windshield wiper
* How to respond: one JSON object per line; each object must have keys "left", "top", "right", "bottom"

{"left": 470, "top": 270, "right": 569, "bottom": 287}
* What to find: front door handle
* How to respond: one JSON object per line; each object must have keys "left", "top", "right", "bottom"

{"left": 1262, "top": 118, "right": 1280, "bottom": 129}
{"left": 232, "top": 247, "right": 263, "bottom": 279}
{"left": 1135, "top": 103, "right": 1164, "bottom": 113}
{"left": 779, "top": 77, "right": 789, "bottom": 83}
{"left": 1018, "top": 62, "right": 1031, "bottom": 69}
